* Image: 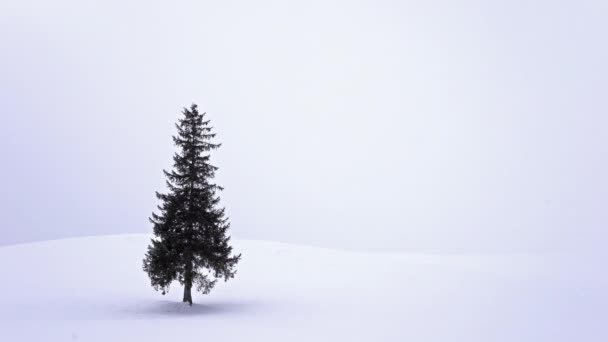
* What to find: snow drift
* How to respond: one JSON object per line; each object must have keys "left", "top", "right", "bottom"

{"left": 0, "top": 234, "right": 602, "bottom": 341}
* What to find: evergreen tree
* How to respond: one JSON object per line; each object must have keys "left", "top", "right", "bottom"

{"left": 143, "top": 104, "right": 240, "bottom": 305}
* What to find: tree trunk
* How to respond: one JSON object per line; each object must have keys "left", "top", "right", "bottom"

{"left": 183, "top": 259, "right": 193, "bottom": 305}
{"left": 183, "top": 281, "right": 193, "bottom": 305}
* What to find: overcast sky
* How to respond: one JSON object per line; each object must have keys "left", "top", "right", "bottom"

{"left": 0, "top": 0, "right": 606, "bottom": 252}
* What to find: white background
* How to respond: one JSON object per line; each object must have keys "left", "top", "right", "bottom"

{"left": 1, "top": 0, "right": 606, "bottom": 253}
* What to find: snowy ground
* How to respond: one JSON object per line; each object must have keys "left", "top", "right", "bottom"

{"left": 0, "top": 234, "right": 604, "bottom": 341}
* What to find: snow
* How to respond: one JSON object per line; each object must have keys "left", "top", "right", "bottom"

{"left": 0, "top": 234, "right": 603, "bottom": 341}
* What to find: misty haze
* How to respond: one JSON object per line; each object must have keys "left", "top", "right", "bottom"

{"left": 0, "top": 0, "right": 606, "bottom": 341}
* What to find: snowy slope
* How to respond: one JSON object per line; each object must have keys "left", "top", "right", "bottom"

{"left": 0, "top": 234, "right": 600, "bottom": 341}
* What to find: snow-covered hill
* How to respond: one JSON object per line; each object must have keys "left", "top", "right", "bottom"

{"left": 0, "top": 234, "right": 601, "bottom": 341}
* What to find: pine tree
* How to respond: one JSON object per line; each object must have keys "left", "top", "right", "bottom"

{"left": 143, "top": 104, "right": 240, "bottom": 305}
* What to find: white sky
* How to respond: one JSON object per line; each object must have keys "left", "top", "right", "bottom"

{"left": 1, "top": 0, "right": 606, "bottom": 252}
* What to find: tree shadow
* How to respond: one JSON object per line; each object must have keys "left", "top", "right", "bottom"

{"left": 136, "top": 298, "right": 267, "bottom": 317}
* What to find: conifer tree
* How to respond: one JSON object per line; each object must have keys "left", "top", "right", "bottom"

{"left": 143, "top": 104, "right": 240, "bottom": 305}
